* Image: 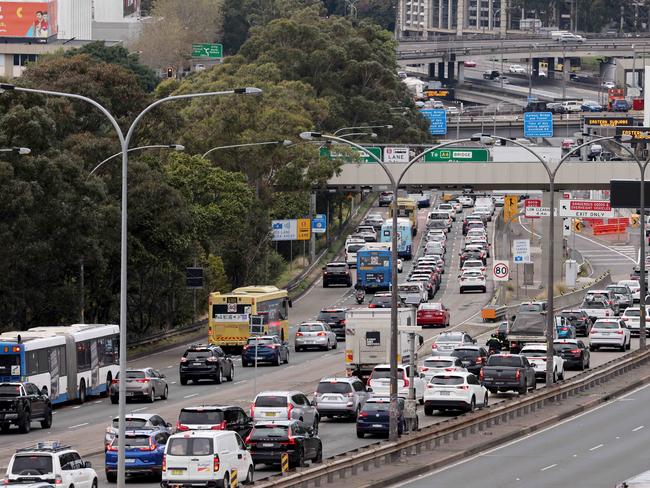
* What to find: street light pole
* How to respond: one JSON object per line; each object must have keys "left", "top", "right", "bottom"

{"left": 0, "top": 147, "right": 31, "bottom": 154}
{"left": 88, "top": 144, "right": 185, "bottom": 177}
{"left": 202, "top": 139, "right": 293, "bottom": 159}
{"left": 333, "top": 124, "right": 393, "bottom": 136}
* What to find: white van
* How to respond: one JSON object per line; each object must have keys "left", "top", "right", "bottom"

{"left": 397, "top": 282, "right": 428, "bottom": 304}
{"left": 345, "top": 239, "right": 366, "bottom": 267}
{"left": 162, "top": 430, "right": 253, "bottom": 487}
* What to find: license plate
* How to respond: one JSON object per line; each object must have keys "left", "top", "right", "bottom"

{"left": 372, "top": 424, "right": 383, "bottom": 428}
{"left": 171, "top": 470, "right": 184, "bottom": 475}
{"left": 125, "top": 459, "right": 136, "bottom": 464}
{"left": 262, "top": 443, "right": 275, "bottom": 447}
{"left": 439, "top": 391, "right": 451, "bottom": 396}
{"left": 601, "top": 333, "right": 610, "bottom": 336}
{"left": 265, "top": 412, "right": 276, "bottom": 417}
{"left": 125, "top": 392, "right": 134, "bottom": 396}
{"left": 193, "top": 362, "right": 202, "bottom": 366}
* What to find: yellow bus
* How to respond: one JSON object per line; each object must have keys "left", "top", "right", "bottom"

{"left": 389, "top": 197, "right": 418, "bottom": 235}
{"left": 208, "top": 286, "right": 291, "bottom": 348}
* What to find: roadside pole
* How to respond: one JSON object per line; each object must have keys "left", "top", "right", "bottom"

{"left": 403, "top": 325, "right": 421, "bottom": 432}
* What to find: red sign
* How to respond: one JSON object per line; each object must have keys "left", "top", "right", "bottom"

{"left": 568, "top": 200, "right": 611, "bottom": 212}
{"left": 563, "top": 192, "right": 570, "bottom": 199}
{"left": 524, "top": 199, "right": 541, "bottom": 219}
{"left": 0, "top": 1, "right": 58, "bottom": 39}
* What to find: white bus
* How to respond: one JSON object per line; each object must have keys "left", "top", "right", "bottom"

{"left": 0, "top": 323, "right": 119, "bottom": 405}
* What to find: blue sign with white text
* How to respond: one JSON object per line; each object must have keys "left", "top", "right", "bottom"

{"left": 420, "top": 109, "right": 447, "bottom": 135}
{"left": 524, "top": 112, "right": 553, "bottom": 138}
{"left": 312, "top": 214, "right": 327, "bottom": 234}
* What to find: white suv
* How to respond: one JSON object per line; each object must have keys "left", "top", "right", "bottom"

{"left": 368, "top": 364, "right": 425, "bottom": 404}
{"left": 162, "top": 430, "right": 253, "bottom": 487}
{"left": 589, "top": 319, "right": 631, "bottom": 352}
{"left": 520, "top": 343, "right": 565, "bottom": 383}
{"left": 4, "top": 442, "right": 98, "bottom": 487}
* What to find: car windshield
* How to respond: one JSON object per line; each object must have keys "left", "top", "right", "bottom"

{"left": 487, "top": 356, "right": 523, "bottom": 367}
{"left": 423, "top": 359, "right": 454, "bottom": 368}
{"left": 0, "top": 384, "right": 21, "bottom": 396}
{"left": 168, "top": 437, "right": 213, "bottom": 456}
{"left": 250, "top": 426, "right": 289, "bottom": 439}
{"left": 179, "top": 410, "right": 224, "bottom": 424}
{"left": 112, "top": 435, "right": 151, "bottom": 448}
{"left": 255, "top": 395, "right": 288, "bottom": 408}
{"left": 317, "top": 382, "right": 353, "bottom": 394}
{"left": 430, "top": 376, "right": 464, "bottom": 385}
{"left": 347, "top": 244, "right": 365, "bottom": 253}
{"left": 112, "top": 417, "right": 149, "bottom": 429}
{"left": 11, "top": 455, "right": 53, "bottom": 474}
{"left": 594, "top": 322, "right": 619, "bottom": 330}
{"left": 298, "top": 324, "right": 324, "bottom": 332}
{"left": 437, "top": 333, "right": 463, "bottom": 343}
{"left": 452, "top": 349, "right": 479, "bottom": 359}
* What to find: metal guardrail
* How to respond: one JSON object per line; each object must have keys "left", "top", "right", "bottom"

{"left": 254, "top": 341, "right": 650, "bottom": 488}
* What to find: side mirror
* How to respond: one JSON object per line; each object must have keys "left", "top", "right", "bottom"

{"left": 310, "top": 399, "right": 317, "bottom": 407}
{"left": 84, "top": 461, "right": 92, "bottom": 469}
{"left": 366, "top": 387, "right": 373, "bottom": 393}
{"left": 40, "top": 388, "right": 49, "bottom": 397}
{"left": 160, "top": 374, "right": 166, "bottom": 379}
{"left": 166, "top": 422, "right": 172, "bottom": 428}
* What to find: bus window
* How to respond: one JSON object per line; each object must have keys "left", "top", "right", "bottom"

{"left": 27, "top": 351, "right": 39, "bottom": 375}
{"left": 37, "top": 349, "right": 48, "bottom": 374}
{"left": 77, "top": 341, "right": 91, "bottom": 372}
{"left": 0, "top": 353, "right": 20, "bottom": 376}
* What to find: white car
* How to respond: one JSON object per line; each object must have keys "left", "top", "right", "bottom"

{"left": 620, "top": 306, "right": 650, "bottom": 337}
{"left": 473, "top": 206, "right": 492, "bottom": 222}
{"left": 580, "top": 298, "right": 616, "bottom": 323}
{"left": 423, "top": 372, "right": 488, "bottom": 415}
{"left": 520, "top": 343, "right": 565, "bottom": 383}
{"left": 431, "top": 100, "right": 444, "bottom": 109}
{"left": 465, "top": 229, "right": 487, "bottom": 244}
{"left": 4, "top": 442, "right": 98, "bottom": 487}
{"left": 602, "top": 81, "right": 616, "bottom": 89}
{"left": 420, "top": 356, "right": 466, "bottom": 381}
{"left": 162, "top": 430, "right": 253, "bottom": 487}
{"left": 509, "top": 64, "right": 527, "bottom": 74}
{"left": 446, "top": 106, "right": 460, "bottom": 115}
{"left": 461, "top": 259, "right": 486, "bottom": 275}
{"left": 368, "top": 364, "right": 425, "bottom": 404}
{"left": 437, "top": 204, "right": 456, "bottom": 221}
{"left": 459, "top": 269, "right": 486, "bottom": 294}
{"left": 397, "top": 282, "right": 428, "bottom": 304}
{"left": 589, "top": 318, "right": 631, "bottom": 351}
{"left": 493, "top": 195, "right": 505, "bottom": 207}
{"left": 618, "top": 280, "right": 641, "bottom": 303}
{"left": 458, "top": 196, "right": 474, "bottom": 207}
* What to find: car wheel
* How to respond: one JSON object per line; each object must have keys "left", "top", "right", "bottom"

{"left": 323, "top": 282, "right": 329, "bottom": 288}
{"left": 103, "top": 374, "right": 112, "bottom": 397}
{"left": 78, "top": 380, "right": 86, "bottom": 404}
{"left": 180, "top": 376, "right": 188, "bottom": 384}
{"left": 424, "top": 405, "right": 433, "bottom": 416}
{"left": 467, "top": 396, "right": 476, "bottom": 412}
{"left": 148, "top": 388, "right": 155, "bottom": 403}
{"left": 244, "top": 466, "right": 254, "bottom": 485}
{"left": 222, "top": 473, "right": 231, "bottom": 488}
{"left": 18, "top": 411, "right": 30, "bottom": 434}
{"left": 41, "top": 408, "right": 52, "bottom": 429}
{"left": 626, "top": 339, "right": 631, "bottom": 350}
{"left": 1, "top": 424, "right": 10, "bottom": 433}
{"left": 356, "top": 430, "right": 365, "bottom": 438}
{"left": 110, "top": 395, "right": 118, "bottom": 404}
{"left": 620, "top": 343, "right": 626, "bottom": 352}
{"left": 559, "top": 370, "right": 565, "bottom": 381}
{"left": 333, "top": 340, "right": 338, "bottom": 349}
{"left": 161, "top": 386, "right": 169, "bottom": 400}
{"left": 215, "top": 368, "right": 223, "bottom": 384}
{"left": 91, "top": 479, "right": 98, "bottom": 488}
{"left": 482, "top": 392, "right": 489, "bottom": 408}
{"left": 314, "top": 445, "right": 323, "bottom": 463}
{"left": 294, "top": 448, "right": 306, "bottom": 468}
{"left": 275, "top": 354, "right": 282, "bottom": 366}
{"left": 295, "top": 346, "right": 302, "bottom": 352}
{"left": 518, "top": 380, "right": 527, "bottom": 395}
{"left": 106, "top": 472, "right": 117, "bottom": 483}
{"left": 352, "top": 405, "right": 360, "bottom": 421}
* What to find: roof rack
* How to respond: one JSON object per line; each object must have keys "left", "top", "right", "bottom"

{"left": 17, "top": 441, "right": 71, "bottom": 453}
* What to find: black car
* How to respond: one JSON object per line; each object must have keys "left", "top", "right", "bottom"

{"left": 559, "top": 310, "right": 592, "bottom": 336}
{"left": 316, "top": 308, "right": 348, "bottom": 340}
{"left": 368, "top": 293, "right": 404, "bottom": 308}
{"left": 356, "top": 397, "right": 412, "bottom": 438}
{"left": 451, "top": 346, "right": 489, "bottom": 375}
{"left": 554, "top": 339, "right": 590, "bottom": 370}
{"left": 322, "top": 262, "right": 352, "bottom": 287}
{"left": 177, "top": 405, "right": 254, "bottom": 438}
{"left": 378, "top": 191, "right": 393, "bottom": 207}
{"left": 179, "top": 344, "right": 234, "bottom": 385}
{"left": 246, "top": 420, "right": 322, "bottom": 468}
{"left": 0, "top": 382, "right": 52, "bottom": 433}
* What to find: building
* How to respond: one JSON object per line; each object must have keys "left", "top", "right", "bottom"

{"left": 0, "top": 0, "right": 143, "bottom": 78}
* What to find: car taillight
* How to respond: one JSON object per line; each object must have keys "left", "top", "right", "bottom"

{"left": 420, "top": 367, "right": 429, "bottom": 372}
{"left": 206, "top": 357, "right": 219, "bottom": 362}
{"left": 176, "top": 422, "right": 189, "bottom": 431}
{"left": 54, "top": 475, "right": 62, "bottom": 485}
{"left": 570, "top": 349, "right": 581, "bottom": 355}
{"left": 268, "top": 344, "right": 277, "bottom": 349}
{"left": 296, "top": 332, "right": 304, "bottom": 337}
{"left": 244, "top": 433, "right": 252, "bottom": 444}
{"left": 287, "top": 402, "right": 293, "bottom": 419}
{"left": 317, "top": 332, "right": 326, "bottom": 337}
{"left": 432, "top": 343, "right": 438, "bottom": 349}
{"left": 616, "top": 330, "right": 624, "bottom": 335}
{"left": 250, "top": 404, "right": 255, "bottom": 417}
{"left": 341, "top": 319, "right": 346, "bottom": 325}
{"left": 479, "top": 369, "right": 485, "bottom": 380}
{"left": 111, "top": 379, "right": 119, "bottom": 384}
{"left": 136, "top": 378, "right": 150, "bottom": 383}
{"left": 211, "top": 421, "right": 227, "bottom": 430}
{"left": 457, "top": 385, "right": 470, "bottom": 390}
{"left": 162, "top": 455, "right": 166, "bottom": 472}
{"left": 515, "top": 370, "right": 521, "bottom": 381}
{"left": 444, "top": 367, "right": 455, "bottom": 372}
{"left": 213, "top": 454, "right": 220, "bottom": 472}
{"left": 180, "top": 357, "right": 187, "bottom": 363}
{"left": 282, "top": 434, "right": 297, "bottom": 445}
{"left": 476, "top": 357, "right": 484, "bottom": 364}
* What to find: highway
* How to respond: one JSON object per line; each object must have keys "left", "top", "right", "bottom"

{"left": 0, "top": 197, "right": 641, "bottom": 487}
{"left": 398, "top": 382, "right": 650, "bottom": 488}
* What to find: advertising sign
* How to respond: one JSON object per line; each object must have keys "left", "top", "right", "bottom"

{"left": 0, "top": 0, "right": 57, "bottom": 38}
{"left": 383, "top": 147, "right": 409, "bottom": 163}
{"left": 524, "top": 112, "right": 553, "bottom": 138}
{"left": 420, "top": 109, "right": 447, "bottom": 135}
{"left": 423, "top": 147, "right": 489, "bottom": 162}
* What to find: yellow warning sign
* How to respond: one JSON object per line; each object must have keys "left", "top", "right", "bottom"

{"left": 572, "top": 219, "right": 583, "bottom": 233}
{"left": 297, "top": 218, "right": 311, "bottom": 241}
{"left": 631, "top": 214, "right": 640, "bottom": 228}
{"left": 503, "top": 195, "right": 519, "bottom": 223}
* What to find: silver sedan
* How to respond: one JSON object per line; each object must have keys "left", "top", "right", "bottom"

{"left": 294, "top": 321, "right": 337, "bottom": 351}
{"left": 109, "top": 368, "right": 169, "bottom": 403}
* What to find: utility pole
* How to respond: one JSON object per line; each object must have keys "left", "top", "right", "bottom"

{"left": 309, "top": 191, "right": 316, "bottom": 263}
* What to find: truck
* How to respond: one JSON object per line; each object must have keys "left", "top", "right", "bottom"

{"left": 479, "top": 354, "right": 536, "bottom": 395}
{"left": 507, "top": 311, "right": 556, "bottom": 353}
{"left": 345, "top": 308, "right": 421, "bottom": 382}
{"left": 0, "top": 382, "right": 52, "bottom": 433}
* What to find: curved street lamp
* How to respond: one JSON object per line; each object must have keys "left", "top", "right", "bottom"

{"left": 333, "top": 124, "right": 393, "bottom": 136}
{"left": 0, "top": 147, "right": 30, "bottom": 155}
{"left": 88, "top": 144, "right": 185, "bottom": 177}
{"left": 202, "top": 139, "right": 293, "bottom": 159}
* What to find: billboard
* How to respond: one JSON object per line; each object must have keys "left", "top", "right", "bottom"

{"left": 123, "top": 0, "right": 139, "bottom": 17}
{"left": 0, "top": 0, "right": 57, "bottom": 39}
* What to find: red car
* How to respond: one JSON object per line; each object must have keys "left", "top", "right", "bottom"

{"left": 417, "top": 303, "right": 450, "bottom": 327}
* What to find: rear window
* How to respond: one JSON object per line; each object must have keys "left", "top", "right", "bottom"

{"left": 370, "top": 296, "right": 391, "bottom": 305}
{"left": 179, "top": 409, "right": 224, "bottom": 425}
{"left": 430, "top": 376, "right": 464, "bottom": 385}
{"left": 487, "top": 356, "right": 523, "bottom": 367}
{"left": 168, "top": 437, "right": 213, "bottom": 456}
{"left": 519, "top": 304, "right": 543, "bottom": 312}
{"left": 554, "top": 343, "right": 577, "bottom": 352}
{"left": 437, "top": 333, "right": 463, "bottom": 343}
{"left": 255, "top": 396, "right": 288, "bottom": 408}
{"left": 11, "top": 455, "right": 53, "bottom": 474}
{"left": 625, "top": 309, "right": 641, "bottom": 317}
{"left": 250, "top": 425, "right": 289, "bottom": 440}
{"left": 112, "top": 435, "right": 151, "bottom": 448}
{"left": 423, "top": 359, "right": 454, "bottom": 368}
{"left": 326, "top": 265, "right": 346, "bottom": 272}
{"left": 298, "top": 324, "right": 324, "bottom": 332}
{"left": 452, "top": 349, "right": 479, "bottom": 359}
{"left": 520, "top": 349, "right": 546, "bottom": 357}
{"left": 362, "top": 402, "right": 390, "bottom": 412}
{"left": 317, "top": 382, "right": 353, "bottom": 394}
{"left": 583, "top": 301, "right": 606, "bottom": 309}
{"left": 607, "top": 287, "right": 628, "bottom": 294}
{"left": 594, "top": 321, "right": 619, "bottom": 330}
{"left": 112, "top": 417, "right": 148, "bottom": 429}
{"left": 184, "top": 351, "right": 212, "bottom": 360}
{"left": 398, "top": 285, "right": 421, "bottom": 293}
{"left": 347, "top": 244, "right": 364, "bottom": 253}
{"left": 247, "top": 338, "right": 274, "bottom": 345}
{"left": 317, "top": 311, "right": 345, "bottom": 322}
{"left": 125, "top": 371, "right": 146, "bottom": 379}
{"left": 0, "top": 384, "right": 21, "bottom": 396}
{"left": 371, "top": 368, "right": 402, "bottom": 379}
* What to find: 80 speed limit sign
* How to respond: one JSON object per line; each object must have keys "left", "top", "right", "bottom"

{"left": 492, "top": 260, "right": 510, "bottom": 282}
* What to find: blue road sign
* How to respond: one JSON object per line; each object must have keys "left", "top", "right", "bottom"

{"left": 524, "top": 112, "right": 553, "bottom": 138}
{"left": 420, "top": 109, "right": 447, "bottom": 135}
{"left": 514, "top": 256, "right": 523, "bottom": 262}
{"left": 312, "top": 214, "right": 327, "bottom": 234}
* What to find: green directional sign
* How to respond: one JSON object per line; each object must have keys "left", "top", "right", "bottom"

{"left": 319, "top": 146, "right": 382, "bottom": 163}
{"left": 191, "top": 43, "right": 223, "bottom": 59}
{"left": 424, "top": 147, "right": 490, "bottom": 162}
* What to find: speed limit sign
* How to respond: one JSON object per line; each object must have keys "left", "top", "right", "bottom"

{"left": 492, "top": 260, "right": 510, "bottom": 282}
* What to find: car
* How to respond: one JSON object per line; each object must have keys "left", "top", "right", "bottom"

{"left": 162, "top": 430, "right": 253, "bottom": 487}
{"left": 584, "top": 289, "right": 620, "bottom": 315}
{"left": 458, "top": 195, "right": 474, "bottom": 207}
{"left": 316, "top": 308, "right": 347, "bottom": 340}
{"left": 109, "top": 368, "right": 169, "bottom": 404}
{"left": 313, "top": 377, "right": 369, "bottom": 419}
{"left": 409, "top": 274, "right": 438, "bottom": 299}
{"left": 378, "top": 191, "right": 393, "bottom": 206}
{"left": 467, "top": 237, "right": 490, "bottom": 257}
{"left": 495, "top": 75, "right": 510, "bottom": 84}
{"left": 417, "top": 302, "right": 450, "bottom": 327}
{"left": 176, "top": 406, "right": 254, "bottom": 439}
{"left": 464, "top": 60, "right": 477, "bottom": 67}
{"left": 450, "top": 345, "right": 489, "bottom": 375}
{"left": 483, "top": 70, "right": 500, "bottom": 80}
{"left": 546, "top": 102, "right": 568, "bottom": 114}
{"left": 480, "top": 354, "right": 537, "bottom": 395}
{"left": 611, "top": 99, "right": 631, "bottom": 112}
{"left": 295, "top": 321, "right": 337, "bottom": 351}
{"left": 415, "top": 192, "right": 431, "bottom": 208}
{"left": 437, "top": 203, "right": 456, "bottom": 220}
{"left": 420, "top": 356, "right": 466, "bottom": 381}
{"left": 368, "top": 292, "right": 404, "bottom": 308}
{"left": 242, "top": 336, "right": 289, "bottom": 367}
{"left": 250, "top": 391, "right": 319, "bottom": 430}
{"left": 493, "top": 195, "right": 505, "bottom": 207}
{"left": 105, "top": 413, "right": 173, "bottom": 451}
{"left": 446, "top": 106, "right": 460, "bottom": 116}
{"left": 553, "top": 339, "right": 590, "bottom": 370}
{"left": 520, "top": 343, "right": 565, "bottom": 382}
{"left": 431, "top": 100, "right": 444, "bottom": 109}
{"left": 0, "top": 382, "right": 52, "bottom": 434}
{"left": 561, "top": 100, "right": 583, "bottom": 113}
{"left": 461, "top": 259, "right": 486, "bottom": 275}
{"left": 619, "top": 279, "right": 641, "bottom": 302}
{"left": 363, "top": 213, "right": 384, "bottom": 230}
{"left": 602, "top": 80, "right": 616, "bottom": 89}
{"left": 460, "top": 249, "right": 486, "bottom": 267}
{"left": 606, "top": 284, "right": 633, "bottom": 311}
{"left": 246, "top": 420, "right": 322, "bottom": 468}
{"left": 397, "top": 281, "right": 428, "bottom": 305}
{"left": 581, "top": 101, "right": 603, "bottom": 112}
{"left": 558, "top": 309, "right": 592, "bottom": 336}
{"left": 368, "top": 364, "right": 425, "bottom": 403}
{"left": 5, "top": 441, "right": 98, "bottom": 487}
{"left": 431, "top": 331, "right": 476, "bottom": 356}
{"left": 558, "top": 33, "right": 585, "bottom": 43}
{"left": 589, "top": 318, "right": 631, "bottom": 351}
{"left": 355, "top": 225, "right": 378, "bottom": 241}
{"left": 579, "top": 298, "right": 616, "bottom": 323}
{"left": 423, "top": 372, "right": 488, "bottom": 415}
{"left": 459, "top": 269, "right": 487, "bottom": 294}
{"left": 509, "top": 64, "right": 527, "bottom": 74}
{"left": 561, "top": 138, "right": 575, "bottom": 150}
{"left": 356, "top": 397, "right": 412, "bottom": 438}
{"left": 448, "top": 199, "right": 463, "bottom": 213}
{"left": 180, "top": 344, "right": 234, "bottom": 384}
{"left": 556, "top": 319, "right": 576, "bottom": 339}
{"left": 620, "top": 306, "right": 650, "bottom": 337}
{"left": 322, "top": 262, "right": 353, "bottom": 287}
{"left": 105, "top": 430, "right": 168, "bottom": 482}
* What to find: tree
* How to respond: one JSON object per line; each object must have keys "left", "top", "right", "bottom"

{"left": 133, "top": 0, "right": 224, "bottom": 72}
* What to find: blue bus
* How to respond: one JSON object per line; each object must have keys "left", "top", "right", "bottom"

{"left": 356, "top": 248, "right": 392, "bottom": 291}
{"left": 380, "top": 218, "right": 413, "bottom": 260}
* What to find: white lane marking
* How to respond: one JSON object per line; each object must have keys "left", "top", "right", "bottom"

{"left": 233, "top": 380, "right": 247, "bottom": 385}
{"left": 183, "top": 393, "right": 199, "bottom": 399}
{"left": 170, "top": 381, "right": 177, "bottom": 385}
{"left": 633, "top": 425, "right": 645, "bottom": 432}
{"left": 94, "top": 400, "right": 102, "bottom": 404}
{"left": 589, "top": 444, "right": 604, "bottom": 451}
{"left": 167, "top": 365, "right": 173, "bottom": 369}
{"left": 540, "top": 464, "right": 557, "bottom": 471}
{"left": 130, "top": 407, "right": 147, "bottom": 412}
{"left": 69, "top": 422, "right": 89, "bottom": 429}
{"left": 575, "top": 233, "right": 637, "bottom": 264}
{"left": 72, "top": 406, "right": 81, "bottom": 409}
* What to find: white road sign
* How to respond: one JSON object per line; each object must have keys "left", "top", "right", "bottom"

{"left": 492, "top": 260, "right": 510, "bottom": 282}
{"left": 271, "top": 219, "right": 297, "bottom": 241}
{"left": 383, "top": 146, "right": 410, "bottom": 163}
{"left": 525, "top": 206, "right": 552, "bottom": 217}
{"left": 513, "top": 239, "right": 531, "bottom": 263}
{"left": 563, "top": 218, "right": 571, "bottom": 237}
{"left": 559, "top": 199, "right": 613, "bottom": 218}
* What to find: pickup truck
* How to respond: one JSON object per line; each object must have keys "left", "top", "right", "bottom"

{"left": 479, "top": 354, "right": 536, "bottom": 395}
{"left": 483, "top": 70, "right": 500, "bottom": 80}
{"left": 0, "top": 382, "right": 52, "bottom": 433}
